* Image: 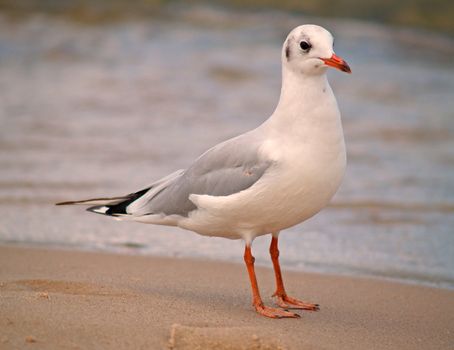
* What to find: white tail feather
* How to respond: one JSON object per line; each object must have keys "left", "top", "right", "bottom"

{"left": 91, "top": 206, "right": 109, "bottom": 214}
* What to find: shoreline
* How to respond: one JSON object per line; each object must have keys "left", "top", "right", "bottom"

{"left": 1, "top": 244, "right": 453, "bottom": 349}
{"left": 2, "top": 240, "right": 453, "bottom": 291}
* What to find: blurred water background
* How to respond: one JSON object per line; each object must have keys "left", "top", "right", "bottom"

{"left": 1, "top": 2, "right": 453, "bottom": 289}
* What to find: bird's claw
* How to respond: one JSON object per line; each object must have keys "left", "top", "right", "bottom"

{"left": 254, "top": 303, "right": 300, "bottom": 318}
{"left": 274, "top": 294, "right": 320, "bottom": 311}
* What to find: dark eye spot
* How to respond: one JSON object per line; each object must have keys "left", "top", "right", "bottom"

{"left": 299, "top": 41, "right": 311, "bottom": 52}
{"left": 285, "top": 42, "right": 290, "bottom": 60}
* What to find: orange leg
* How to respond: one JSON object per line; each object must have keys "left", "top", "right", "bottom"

{"left": 270, "top": 236, "right": 319, "bottom": 311}
{"left": 244, "top": 244, "right": 299, "bottom": 318}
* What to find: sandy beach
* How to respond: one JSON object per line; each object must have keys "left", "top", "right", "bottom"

{"left": 0, "top": 245, "right": 452, "bottom": 349}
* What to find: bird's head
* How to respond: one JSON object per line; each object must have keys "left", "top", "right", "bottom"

{"left": 282, "top": 24, "right": 351, "bottom": 76}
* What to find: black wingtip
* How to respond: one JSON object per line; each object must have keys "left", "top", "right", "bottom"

{"left": 102, "top": 187, "right": 149, "bottom": 216}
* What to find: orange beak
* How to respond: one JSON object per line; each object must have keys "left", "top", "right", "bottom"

{"left": 321, "top": 53, "right": 351, "bottom": 73}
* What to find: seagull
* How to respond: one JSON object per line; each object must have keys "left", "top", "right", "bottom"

{"left": 57, "top": 24, "right": 351, "bottom": 318}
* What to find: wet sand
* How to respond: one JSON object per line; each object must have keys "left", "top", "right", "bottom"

{"left": 1, "top": 245, "right": 453, "bottom": 349}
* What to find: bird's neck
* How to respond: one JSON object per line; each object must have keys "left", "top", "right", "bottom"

{"left": 274, "top": 66, "right": 334, "bottom": 121}
{"left": 260, "top": 65, "right": 346, "bottom": 164}
{"left": 260, "top": 65, "right": 343, "bottom": 144}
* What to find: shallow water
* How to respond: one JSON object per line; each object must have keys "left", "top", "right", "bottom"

{"left": 1, "top": 7, "right": 453, "bottom": 288}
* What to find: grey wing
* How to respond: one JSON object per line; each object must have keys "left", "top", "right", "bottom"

{"left": 128, "top": 133, "right": 272, "bottom": 217}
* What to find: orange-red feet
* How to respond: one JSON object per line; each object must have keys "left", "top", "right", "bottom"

{"left": 254, "top": 302, "right": 300, "bottom": 318}
{"left": 269, "top": 236, "right": 320, "bottom": 312}
{"left": 273, "top": 293, "right": 320, "bottom": 311}
{"left": 244, "top": 244, "right": 301, "bottom": 319}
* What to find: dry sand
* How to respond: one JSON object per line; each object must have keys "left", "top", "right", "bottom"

{"left": 0, "top": 245, "right": 453, "bottom": 350}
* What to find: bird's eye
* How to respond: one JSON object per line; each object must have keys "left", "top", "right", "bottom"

{"left": 299, "top": 41, "right": 311, "bottom": 52}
